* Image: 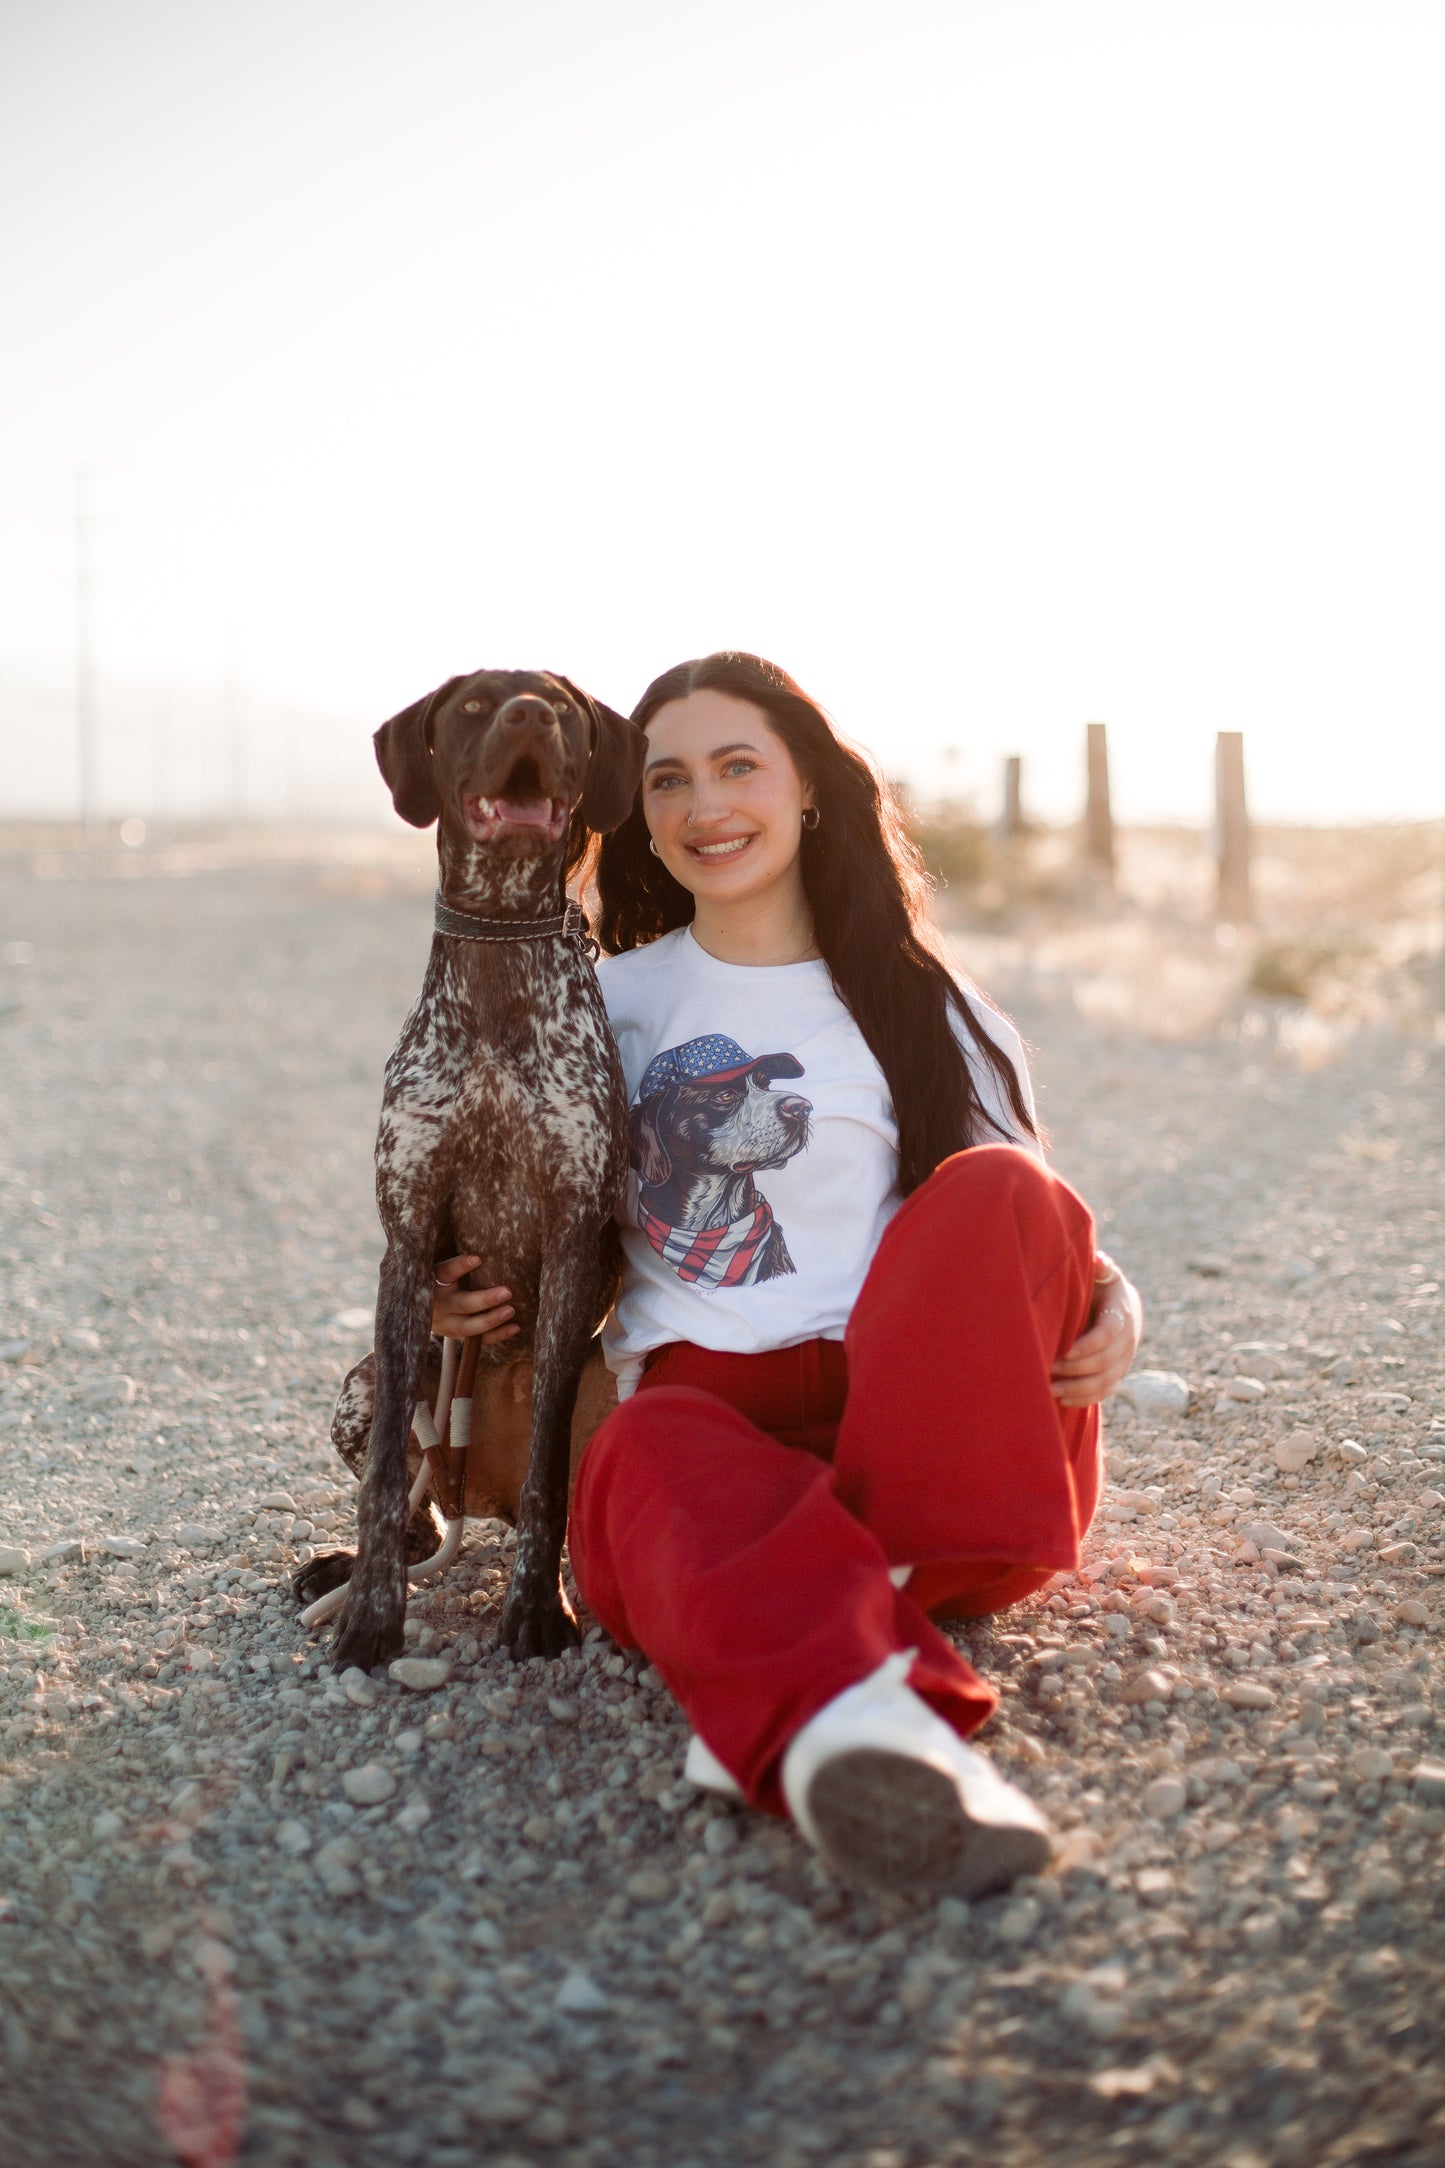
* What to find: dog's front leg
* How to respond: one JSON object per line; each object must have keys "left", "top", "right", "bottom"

{"left": 497, "top": 1227, "right": 601, "bottom": 1660}
{"left": 332, "top": 1244, "right": 432, "bottom": 1672}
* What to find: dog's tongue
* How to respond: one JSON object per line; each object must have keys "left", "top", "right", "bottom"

{"left": 494, "top": 797, "right": 555, "bottom": 827}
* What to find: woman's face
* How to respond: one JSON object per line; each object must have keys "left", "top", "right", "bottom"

{"left": 642, "top": 690, "right": 814, "bottom": 908}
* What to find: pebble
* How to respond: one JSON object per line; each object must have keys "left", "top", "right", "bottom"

{"left": 389, "top": 1657, "right": 451, "bottom": 1692}
{"left": 174, "top": 1524, "right": 221, "bottom": 1549}
{"left": 275, "top": 1820, "right": 312, "bottom": 1857}
{"left": 1222, "top": 1681, "right": 1276, "bottom": 1710}
{"left": 1238, "top": 1520, "right": 1293, "bottom": 1553}
{"left": 102, "top": 1534, "right": 146, "bottom": 1559}
{"left": 0, "top": 1546, "right": 30, "bottom": 1575}
{"left": 1224, "top": 1376, "right": 1267, "bottom": 1403}
{"left": 341, "top": 1667, "right": 381, "bottom": 1708}
{"left": 396, "top": 1797, "right": 432, "bottom": 1834}
{"left": 1121, "top": 1668, "right": 1175, "bottom": 1704}
{"left": 1351, "top": 1747, "right": 1395, "bottom": 1781}
{"left": 1336, "top": 1440, "right": 1369, "bottom": 1464}
{"left": 626, "top": 1868, "right": 674, "bottom": 1905}
{"left": 75, "top": 1375, "right": 137, "bottom": 1406}
{"left": 1412, "top": 1761, "right": 1445, "bottom": 1804}
{"left": 1141, "top": 1776, "right": 1187, "bottom": 1819}
{"left": 1396, "top": 1600, "right": 1430, "bottom": 1627}
{"left": 1116, "top": 1370, "right": 1190, "bottom": 1417}
{"left": 341, "top": 1764, "right": 396, "bottom": 1806}
{"left": 555, "top": 1969, "right": 609, "bottom": 2015}
{"left": 703, "top": 1818, "right": 738, "bottom": 1857}
{"left": 1272, "top": 1435, "right": 1317, "bottom": 1474}
{"left": 546, "top": 1695, "right": 579, "bottom": 1722}
{"left": 259, "top": 1491, "right": 298, "bottom": 1513}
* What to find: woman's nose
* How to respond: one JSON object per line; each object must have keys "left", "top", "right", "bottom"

{"left": 686, "top": 777, "right": 730, "bottom": 825}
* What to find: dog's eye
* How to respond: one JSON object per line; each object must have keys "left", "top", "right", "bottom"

{"left": 463, "top": 700, "right": 483, "bottom": 715}
{"left": 552, "top": 701, "right": 569, "bottom": 719}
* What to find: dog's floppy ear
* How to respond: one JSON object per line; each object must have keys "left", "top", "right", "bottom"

{"left": 558, "top": 678, "right": 647, "bottom": 834}
{"left": 630, "top": 1098, "right": 672, "bottom": 1188}
{"left": 373, "top": 676, "right": 467, "bottom": 828}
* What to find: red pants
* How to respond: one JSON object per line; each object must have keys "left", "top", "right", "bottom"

{"left": 571, "top": 1145, "right": 1101, "bottom": 1815}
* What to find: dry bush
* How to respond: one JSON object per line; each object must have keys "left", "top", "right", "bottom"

{"left": 921, "top": 815, "right": 1444, "bottom": 1056}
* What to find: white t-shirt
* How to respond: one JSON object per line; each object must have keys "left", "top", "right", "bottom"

{"left": 597, "top": 925, "right": 1038, "bottom": 1395}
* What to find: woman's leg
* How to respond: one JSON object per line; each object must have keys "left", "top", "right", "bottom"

{"left": 570, "top": 1378, "right": 997, "bottom": 1815}
{"left": 836, "top": 1142, "right": 1102, "bottom": 1620}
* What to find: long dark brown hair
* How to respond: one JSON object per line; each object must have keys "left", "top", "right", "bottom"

{"left": 592, "top": 651, "right": 1037, "bottom": 1195}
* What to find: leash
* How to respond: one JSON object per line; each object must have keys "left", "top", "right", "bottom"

{"left": 433, "top": 893, "right": 599, "bottom": 959}
{"left": 298, "top": 1331, "right": 474, "bottom": 1633}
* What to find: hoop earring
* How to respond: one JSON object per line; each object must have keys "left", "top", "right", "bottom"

{"left": 649, "top": 838, "right": 661, "bottom": 857}
{"left": 801, "top": 805, "right": 821, "bottom": 831}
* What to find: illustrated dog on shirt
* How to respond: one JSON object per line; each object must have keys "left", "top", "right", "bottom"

{"left": 630, "top": 1034, "right": 812, "bottom": 1286}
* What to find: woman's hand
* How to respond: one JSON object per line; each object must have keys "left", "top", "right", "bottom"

{"left": 1050, "top": 1251, "right": 1143, "bottom": 1407}
{"left": 432, "top": 1255, "right": 520, "bottom": 1345}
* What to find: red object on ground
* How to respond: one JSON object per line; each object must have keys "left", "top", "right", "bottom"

{"left": 155, "top": 1933, "right": 247, "bottom": 2168}
{"left": 572, "top": 1144, "right": 1101, "bottom": 1815}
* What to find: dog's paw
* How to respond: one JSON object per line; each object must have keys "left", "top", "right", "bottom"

{"left": 292, "top": 1550, "right": 355, "bottom": 1605}
{"left": 332, "top": 1589, "right": 406, "bottom": 1674}
{"left": 497, "top": 1582, "right": 581, "bottom": 1662}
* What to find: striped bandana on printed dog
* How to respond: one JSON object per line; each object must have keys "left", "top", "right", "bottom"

{"left": 636, "top": 1197, "right": 776, "bottom": 1287}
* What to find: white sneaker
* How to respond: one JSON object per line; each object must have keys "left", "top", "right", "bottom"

{"left": 683, "top": 1732, "right": 745, "bottom": 1800}
{"left": 780, "top": 1651, "right": 1054, "bottom": 1899}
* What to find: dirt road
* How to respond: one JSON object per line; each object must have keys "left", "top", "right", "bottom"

{"left": 1, "top": 838, "right": 1442, "bottom": 2167}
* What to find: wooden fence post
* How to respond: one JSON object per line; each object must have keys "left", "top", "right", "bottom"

{"left": 999, "top": 755, "right": 1023, "bottom": 840}
{"left": 1085, "top": 722, "right": 1114, "bottom": 876}
{"left": 1215, "top": 730, "right": 1252, "bottom": 920}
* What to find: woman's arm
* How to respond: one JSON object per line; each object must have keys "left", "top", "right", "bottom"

{"left": 1049, "top": 1250, "right": 1143, "bottom": 1407}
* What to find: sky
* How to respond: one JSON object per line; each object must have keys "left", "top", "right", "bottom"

{"left": 1, "top": 0, "right": 1442, "bottom": 826}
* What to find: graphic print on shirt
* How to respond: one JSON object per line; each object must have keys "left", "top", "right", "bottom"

{"left": 629, "top": 1034, "right": 812, "bottom": 1287}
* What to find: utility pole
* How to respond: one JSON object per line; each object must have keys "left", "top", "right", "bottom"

{"left": 75, "top": 466, "right": 97, "bottom": 838}
{"left": 1085, "top": 722, "right": 1114, "bottom": 878}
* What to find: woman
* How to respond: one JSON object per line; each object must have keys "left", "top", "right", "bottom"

{"left": 435, "top": 652, "right": 1142, "bottom": 1901}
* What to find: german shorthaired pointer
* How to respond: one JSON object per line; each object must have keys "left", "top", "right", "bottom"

{"left": 296, "top": 669, "right": 643, "bottom": 1668}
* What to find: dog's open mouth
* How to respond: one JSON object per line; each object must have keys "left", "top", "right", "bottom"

{"left": 463, "top": 759, "right": 568, "bottom": 844}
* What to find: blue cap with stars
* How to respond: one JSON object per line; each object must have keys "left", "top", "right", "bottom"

{"left": 638, "top": 1034, "right": 804, "bottom": 1100}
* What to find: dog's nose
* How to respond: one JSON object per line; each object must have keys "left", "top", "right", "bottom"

{"left": 495, "top": 695, "right": 560, "bottom": 734}
{"left": 777, "top": 1094, "right": 810, "bottom": 1122}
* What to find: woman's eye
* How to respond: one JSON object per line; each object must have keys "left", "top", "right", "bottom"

{"left": 722, "top": 760, "right": 756, "bottom": 777}
{"left": 647, "top": 773, "right": 683, "bottom": 791}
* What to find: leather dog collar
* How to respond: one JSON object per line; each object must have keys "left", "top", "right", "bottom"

{"left": 433, "top": 893, "right": 597, "bottom": 955}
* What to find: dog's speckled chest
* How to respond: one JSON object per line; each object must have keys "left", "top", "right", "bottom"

{"left": 375, "top": 937, "right": 627, "bottom": 1320}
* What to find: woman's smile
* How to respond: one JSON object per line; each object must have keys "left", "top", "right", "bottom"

{"left": 687, "top": 831, "right": 757, "bottom": 864}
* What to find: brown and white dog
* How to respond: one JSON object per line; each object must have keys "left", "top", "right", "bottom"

{"left": 296, "top": 669, "right": 643, "bottom": 1667}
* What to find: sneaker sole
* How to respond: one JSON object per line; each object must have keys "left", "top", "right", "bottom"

{"left": 804, "top": 1747, "right": 1053, "bottom": 1900}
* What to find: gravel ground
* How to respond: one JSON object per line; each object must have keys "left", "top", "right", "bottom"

{"left": 1, "top": 839, "right": 1443, "bottom": 2168}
